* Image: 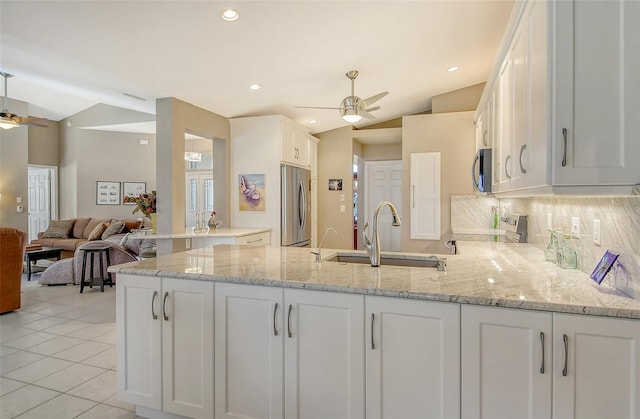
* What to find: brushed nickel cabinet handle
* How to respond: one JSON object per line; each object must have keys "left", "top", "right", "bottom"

{"left": 151, "top": 290, "right": 158, "bottom": 320}
{"left": 273, "top": 303, "right": 279, "bottom": 336}
{"left": 539, "top": 332, "right": 545, "bottom": 374}
{"left": 505, "top": 155, "right": 512, "bottom": 179}
{"left": 287, "top": 304, "right": 293, "bottom": 338}
{"left": 562, "top": 334, "right": 569, "bottom": 376}
{"left": 519, "top": 144, "right": 527, "bottom": 174}
{"left": 371, "top": 313, "right": 375, "bottom": 350}
{"left": 412, "top": 185, "right": 416, "bottom": 208}
{"left": 162, "top": 292, "right": 169, "bottom": 321}
{"left": 247, "top": 238, "right": 263, "bottom": 244}
{"left": 562, "top": 128, "right": 568, "bottom": 167}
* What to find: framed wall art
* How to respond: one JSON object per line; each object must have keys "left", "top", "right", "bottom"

{"left": 239, "top": 174, "right": 265, "bottom": 211}
{"left": 123, "top": 182, "right": 146, "bottom": 204}
{"left": 96, "top": 181, "right": 121, "bottom": 205}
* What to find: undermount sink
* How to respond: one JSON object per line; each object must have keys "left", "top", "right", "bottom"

{"left": 324, "top": 253, "right": 443, "bottom": 269}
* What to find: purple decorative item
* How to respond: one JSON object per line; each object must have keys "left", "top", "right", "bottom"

{"left": 590, "top": 250, "right": 619, "bottom": 285}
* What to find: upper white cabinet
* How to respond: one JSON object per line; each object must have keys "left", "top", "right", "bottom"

{"left": 477, "top": 0, "right": 640, "bottom": 194}
{"left": 281, "top": 119, "right": 310, "bottom": 167}
{"left": 553, "top": 313, "right": 640, "bottom": 419}
{"left": 410, "top": 152, "right": 441, "bottom": 240}
{"left": 367, "top": 296, "right": 460, "bottom": 419}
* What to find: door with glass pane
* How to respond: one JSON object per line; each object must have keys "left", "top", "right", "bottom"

{"left": 185, "top": 173, "right": 214, "bottom": 229}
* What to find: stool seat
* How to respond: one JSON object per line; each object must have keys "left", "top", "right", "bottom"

{"left": 79, "top": 246, "right": 113, "bottom": 293}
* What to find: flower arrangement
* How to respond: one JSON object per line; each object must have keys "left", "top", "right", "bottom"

{"left": 130, "top": 190, "right": 156, "bottom": 218}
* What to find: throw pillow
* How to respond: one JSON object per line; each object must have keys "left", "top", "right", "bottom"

{"left": 102, "top": 220, "right": 125, "bottom": 239}
{"left": 41, "top": 219, "right": 75, "bottom": 238}
{"left": 87, "top": 222, "right": 108, "bottom": 241}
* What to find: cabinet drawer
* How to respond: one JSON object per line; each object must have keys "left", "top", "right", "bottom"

{"left": 236, "top": 232, "right": 270, "bottom": 245}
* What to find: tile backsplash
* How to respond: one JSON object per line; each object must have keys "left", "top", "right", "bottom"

{"left": 452, "top": 195, "right": 640, "bottom": 300}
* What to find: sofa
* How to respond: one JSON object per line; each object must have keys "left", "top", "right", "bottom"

{"left": 0, "top": 227, "right": 27, "bottom": 313}
{"left": 31, "top": 217, "right": 143, "bottom": 258}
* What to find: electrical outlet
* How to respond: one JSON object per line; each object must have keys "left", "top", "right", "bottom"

{"left": 546, "top": 213, "right": 553, "bottom": 230}
{"left": 340, "top": 205, "right": 345, "bottom": 213}
{"left": 340, "top": 194, "right": 345, "bottom": 202}
{"left": 593, "top": 219, "right": 601, "bottom": 246}
{"left": 185, "top": 238, "right": 191, "bottom": 249}
{"left": 571, "top": 217, "right": 580, "bottom": 238}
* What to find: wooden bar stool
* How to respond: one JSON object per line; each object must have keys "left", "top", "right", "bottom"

{"left": 80, "top": 246, "right": 113, "bottom": 293}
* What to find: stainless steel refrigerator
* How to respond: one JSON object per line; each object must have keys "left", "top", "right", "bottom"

{"left": 281, "top": 164, "right": 311, "bottom": 247}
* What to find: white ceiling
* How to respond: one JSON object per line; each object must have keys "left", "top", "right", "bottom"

{"left": 0, "top": 1, "right": 513, "bottom": 135}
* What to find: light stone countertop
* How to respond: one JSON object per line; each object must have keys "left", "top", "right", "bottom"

{"left": 130, "top": 227, "right": 271, "bottom": 240}
{"left": 108, "top": 241, "right": 640, "bottom": 320}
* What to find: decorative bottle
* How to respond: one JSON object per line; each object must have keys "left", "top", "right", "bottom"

{"left": 208, "top": 211, "right": 217, "bottom": 230}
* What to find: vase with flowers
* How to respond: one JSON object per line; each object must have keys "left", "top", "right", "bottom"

{"left": 131, "top": 191, "right": 157, "bottom": 232}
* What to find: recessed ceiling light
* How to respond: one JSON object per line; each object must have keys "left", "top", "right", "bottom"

{"left": 309, "top": 120, "right": 317, "bottom": 124}
{"left": 249, "top": 84, "right": 262, "bottom": 90}
{"left": 221, "top": 9, "right": 239, "bottom": 21}
{"left": 447, "top": 66, "right": 460, "bottom": 72}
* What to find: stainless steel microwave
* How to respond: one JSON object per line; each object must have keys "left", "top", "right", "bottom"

{"left": 472, "top": 149, "right": 492, "bottom": 193}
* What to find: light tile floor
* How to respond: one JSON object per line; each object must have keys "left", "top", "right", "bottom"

{"left": 0, "top": 273, "right": 138, "bottom": 419}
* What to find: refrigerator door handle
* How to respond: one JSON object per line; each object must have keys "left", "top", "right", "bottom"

{"left": 298, "top": 180, "right": 306, "bottom": 230}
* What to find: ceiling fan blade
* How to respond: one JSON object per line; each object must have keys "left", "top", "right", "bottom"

{"left": 364, "top": 106, "right": 380, "bottom": 113}
{"left": 15, "top": 116, "right": 49, "bottom": 127}
{"left": 295, "top": 106, "right": 341, "bottom": 110}
{"left": 362, "top": 91, "right": 389, "bottom": 107}
{"left": 359, "top": 110, "right": 377, "bottom": 120}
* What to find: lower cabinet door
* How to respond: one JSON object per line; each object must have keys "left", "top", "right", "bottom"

{"left": 366, "top": 296, "right": 460, "bottom": 419}
{"left": 284, "top": 289, "right": 365, "bottom": 419}
{"left": 214, "top": 283, "right": 284, "bottom": 419}
{"left": 553, "top": 313, "right": 640, "bottom": 419}
{"left": 462, "top": 305, "right": 552, "bottom": 419}
{"left": 161, "top": 278, "right": 214, "bottom": 419}
{"left": 116, "top": 274, "right": 162, "bottom": 410}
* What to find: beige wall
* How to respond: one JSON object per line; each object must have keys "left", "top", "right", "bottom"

{"left": 432, "top": 82, "right": 485, "bottom": 114}
{"left": 0, "top": 99, "right": 29, "bottom": 230}
{"left": 361, "top": 143, "right": 402, "bottom": 161}
{"left": 401, "top": 112, "right": 475, "bottom": 253}
{"left": 156, "top": 97, "right": 230, "bottom": 235}
{"left": 316, "top": 125, "right": 355, "bottom": 250}
{"left": 59, "top": 104, "right": 156, "bottom": 219}
{"left": 28, "top": 121, "right": 59, "bottom": 166}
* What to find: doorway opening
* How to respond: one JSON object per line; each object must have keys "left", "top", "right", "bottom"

{"left": 28, "top": 165, "right": 58, "bottom": 242}
{"left": 363, "top": 160, "right": 402, "bottom": 252}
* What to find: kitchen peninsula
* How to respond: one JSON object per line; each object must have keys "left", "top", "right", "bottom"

{"left": 110, "top": 243, "right": 640, "bottom": 419}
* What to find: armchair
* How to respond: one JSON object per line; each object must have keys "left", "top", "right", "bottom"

{"left": 0, "top": 227, "right": 27, "bottom": 313}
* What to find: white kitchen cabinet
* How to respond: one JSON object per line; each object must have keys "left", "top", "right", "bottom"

{"left": 552, "top": 0, "right": 640, "bottom": 187}
{"left": 410, "top": 152, "right": 441, "bottom": 240}
{"left": 281, "top": 119, "right": 310, "bottom": 167}
{"left": 366, "top": 296, "right": 460, "bottom": 419}
{"left": 214, "top": 283, "right": 284, "bottom": 419}
{"left": 553, "top": 313, "right": 640, "bottom": 419}
{"left": 116, "top": 274, "right": 214, "bottom": 419}
{"left": 477, "top": 0, "right": 640, "bottom": 194}
{"left": 475, "top": 110, "right": 486, "bottom": 152}
{"left": 462, "top": 305, "right": 552, "bottom": 419}
{"left": 214, "top": 283, "right": 365, "bottom": 419}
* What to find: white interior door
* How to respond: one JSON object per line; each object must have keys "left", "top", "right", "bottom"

{"left": 364, "top": 161, "right": 402, "bottom": 252}
{"left": 28, "top": 167, "right": 52, "bottom": 242}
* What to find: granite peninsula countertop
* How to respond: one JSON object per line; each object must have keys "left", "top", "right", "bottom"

{"left": 108, "top": 241, "right": 640, "bottom": 320}
{"left": 130, "top": 227, "right": 271, "bottom": 240}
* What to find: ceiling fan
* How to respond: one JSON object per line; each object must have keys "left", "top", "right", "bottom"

{"left": 297, "top": 70, "right": 389, "bottom": 124}
{"left": 0, "top": 72, "right": 48, "bottom": 129}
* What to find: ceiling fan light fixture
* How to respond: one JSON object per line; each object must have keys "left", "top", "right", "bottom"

{"left": 0, "top": 116, "right": 19, "bottom": 130}
{"left": 342, "top": 112, "right": 362, "bottom": 123}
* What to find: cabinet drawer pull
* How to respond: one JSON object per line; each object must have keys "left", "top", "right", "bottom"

{"left": 162, "top": 292, "right": 169, "bottom": 321}
{"left": 562, "top": 334, "right": 569, "bottom": 376}
{"left": 287, "top": 304, "right": 293, "bottom": 338}
{"left": 561, "top": 128, "right": 567, "bottom": 167}
{"left": 371, "top": 313, "right": 375, "bottom": 350}
{"left": 505, "top": 155, "right": 512, "bottom": 179}
{"left": 151, "top": 290, "right": 158, "bottom": 320}
{"left": 247, "top": 238, "right": 263, "bottom": 244}
{"left": 519, "top": 144, "right": 527, "bottom": 174}
{"left": 273, "top": 303, "right": 279, "bottom": 336}
{"left": 539, "top": 331, "right": 545, "bottom": 374}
